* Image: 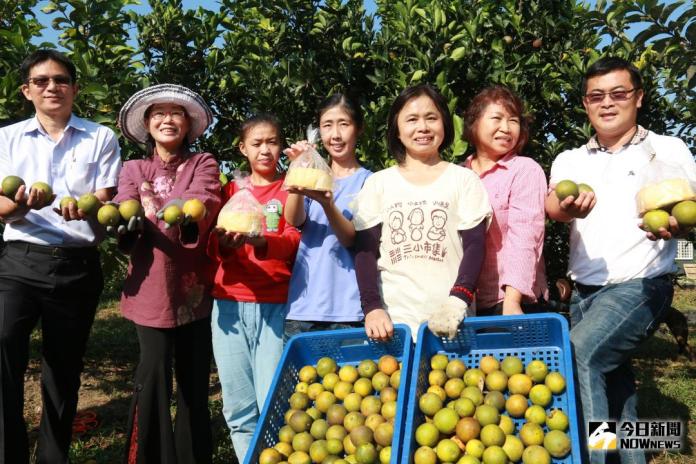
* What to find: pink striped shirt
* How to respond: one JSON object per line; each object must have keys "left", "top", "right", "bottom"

{"left": 465, "top": 153, "right": 548, "bottom": 309}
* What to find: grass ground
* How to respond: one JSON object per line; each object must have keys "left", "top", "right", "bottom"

{"left": 21, "top": 292, "right": 696, "bottom": 463}
{"left": 24, "top": 303, "right": 236, "bottom": 464}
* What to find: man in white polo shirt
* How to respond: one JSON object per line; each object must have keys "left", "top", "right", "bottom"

{"left": 0, "top": 50, "right": 121, "bottom": 463}
{"left": 546, "top": 57, "right": 696, "bottom": 464}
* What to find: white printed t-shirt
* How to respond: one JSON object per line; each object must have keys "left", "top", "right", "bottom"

{"left": 352, "top": 163, "right": 491, "bottom": 334}
{"left": 550, "top": 131, "right": 696, "bottom": 285}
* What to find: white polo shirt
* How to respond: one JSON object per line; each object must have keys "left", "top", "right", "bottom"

{"left": 0, "top": 115, "right": 121, "bottom": 246}
{"left": 550, "top": 131, "right": 696, "bottom": 285}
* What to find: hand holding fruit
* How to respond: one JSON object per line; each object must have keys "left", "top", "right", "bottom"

{"left": 55, "top": 196, "right": 80, "bottom": 220}
{"left": 283, "top": 140, "right": 314, "bottom": 161}
{"left": 28, "top": 181, "right": 55, "bottom": 209}
{"left": 554, "top": 180, "right": 596, "bottom": 219}
{"left": 156, "top": 200, "right": 184, "bottom": 229}
{"left": 118, "top": 199, "right": 145, "bottom": 233}
{"left": 286, "top": 185, "right": 333, "bottom": 206}
{"left": 54, "top": 192, "right": 101, "bottom": 221}
{"left": 157, "top": 198, "right": 207, "bottom": 229}
{"left": 428, "top": 295, "right": 469, "bottom": 339}
{"left": 1, "top": 175, "right": 54, "bottom": 211}
{"left": 214, "top": 227, "right": 246, "bottom": 249}
{"left": 182, "top": 198, "right": 207, "bottom": 223}
{"left": 1, "top": 175, "right": 26, "bottom": 201}
{"left": 213, "top": 226, "right": 266, "bottom": 249}
{"left": 640, "top": 200, "right": 696, "bottom": 241}
{"left": 97, "top": 200, "right": 144, "bottom": 235}
{"left": 0, "top": 176, "right": 29, "bottom": 217}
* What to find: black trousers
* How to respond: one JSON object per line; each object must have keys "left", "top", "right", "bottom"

{"left": 124, "top": 318, "right": 213, "bottom": 464}
{"left": 0, "top": 241, "right": 103, "bottom": 464}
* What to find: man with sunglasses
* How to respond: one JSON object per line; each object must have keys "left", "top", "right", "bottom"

{"left": 0, "top": 50, "right": 121, "bottom": 463}
{"left": 546, "top": 57, "right": 695, "bottom": 463}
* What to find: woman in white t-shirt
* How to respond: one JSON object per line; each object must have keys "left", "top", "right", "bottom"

{"left": 352, "top": 84, "right": 491, "bottom": 339}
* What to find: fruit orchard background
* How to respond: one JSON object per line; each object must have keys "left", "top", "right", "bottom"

{"left": 1, "top": 0, "right": 695, "bottom": 286}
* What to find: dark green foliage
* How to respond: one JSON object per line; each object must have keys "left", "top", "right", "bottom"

{"left": 1, "top": 0, "right": 693, "bottom": 288}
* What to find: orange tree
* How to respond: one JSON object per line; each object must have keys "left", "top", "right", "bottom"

{"left": 1, "top": 0, "right": 693, "bottom": 285}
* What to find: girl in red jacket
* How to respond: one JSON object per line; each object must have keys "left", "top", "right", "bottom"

{"left": 208, "top": 115, "right": 300, "bottom": 462}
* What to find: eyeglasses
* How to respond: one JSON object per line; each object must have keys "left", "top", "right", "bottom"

{"left": 584, "top": 88, "right": 640, "bottom": 104}
{"left": 26, "top": 75, "right": 73, "bottom": 87}
{"left": 149, "top": 110, "right": 187, "bottom": 121}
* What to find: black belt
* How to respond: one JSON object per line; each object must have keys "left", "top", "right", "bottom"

{"left": 574, "top": 273, "right": 672, "bottom": 294}
{"left": 5, "top": 241, "right": 98, "bottom": 259}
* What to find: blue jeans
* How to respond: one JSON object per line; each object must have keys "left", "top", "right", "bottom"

{"left": 283, "top": 320, "right": 364, "bottom": 344}
{"left": 570, "top": 275, "right": 672, "bottom": 464}
{"left": 211, "top": 300, "right": 286, "bottom": 463}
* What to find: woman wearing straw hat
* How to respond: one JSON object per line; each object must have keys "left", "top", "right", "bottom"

{"left": 115, "top": 84, "right": 221, "bottom": 463}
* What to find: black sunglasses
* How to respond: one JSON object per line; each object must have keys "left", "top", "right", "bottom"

{"left": 26, "top": 75, "right": 73, "bottom": 88}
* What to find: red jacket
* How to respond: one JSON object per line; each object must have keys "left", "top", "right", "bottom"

{"left": 208, "top": 178, "right": 300, "bottom": 303}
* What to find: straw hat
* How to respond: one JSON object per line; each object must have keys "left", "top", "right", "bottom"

{"left": 118, "top": 83, "right": 213, "bottom": 144}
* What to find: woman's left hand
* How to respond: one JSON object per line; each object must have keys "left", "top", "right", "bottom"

{"left": 365, "top": 309, "right": 394, "bottom": 341}
{"left": 286, "top": 186, "right": 333, "bottom": 207}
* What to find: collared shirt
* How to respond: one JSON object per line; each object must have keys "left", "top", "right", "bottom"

{"left": 550, "top": 130, "right": 696, "bottom": 285}
{"left": 464, "top": 153, "right": 548, "bottom": 308}
{"left": 586, "top": 124, "right": 649, "bottom": 152}
{"left": 0, "top": 114, "right": 121, "bottom": 246}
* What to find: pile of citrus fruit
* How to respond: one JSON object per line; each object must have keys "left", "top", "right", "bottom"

{"left": 259, "top": 355, "right": 402, "bottom": 464}
{"left": 412, "top": 354, "right": 571, "bottom": 464}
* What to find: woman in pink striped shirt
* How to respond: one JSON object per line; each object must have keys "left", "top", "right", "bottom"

{"left": 463, "top": 85, "right": 548, "bottom": 315}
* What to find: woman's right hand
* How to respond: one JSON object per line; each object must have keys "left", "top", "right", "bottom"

{"left": 283, "top": 140, "right": 314, "bottom": 161}
{"left": 365, "top": 309, "right": 393, "bottom": 341}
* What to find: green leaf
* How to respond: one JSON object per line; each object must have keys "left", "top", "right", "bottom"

{"left": 410, "top": 69, "right": 426, "bottom": 83}
{"left": 450, "top": 47, "right": 466, "bottom": 61}
{"left": 413, "top": 8, "right": 427, "bottom": 20}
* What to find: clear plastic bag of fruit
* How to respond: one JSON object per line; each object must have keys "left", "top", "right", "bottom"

{"left": 283, "top": 126, "right": 334, "bottom": 192}
{"left": 635, "top": 141, "right": 696, "bottom": 215}
{"left": 216, "top": 171, "right": 264, "bottom": 236}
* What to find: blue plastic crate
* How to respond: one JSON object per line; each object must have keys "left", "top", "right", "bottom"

{"left": 244, "top": 325, "right": 413, "bottom": 464}
{"left": 403, "top": 313, "right": 581, "bottom": 464}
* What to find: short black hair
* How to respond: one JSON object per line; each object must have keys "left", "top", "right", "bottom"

{"left": 386, "top": 84, "right": 454, "bottom": 164}
{"left": 20, "top": 49, "right": 77, "bottom": 84}
{"left": 317, "top": 92, "right": 364, "bottom": 131}
{"left": 582, "top": 56, "right": 642, "bottom": 96}
{"left": 239, "top": 113, "right": 283, "bottom": 145}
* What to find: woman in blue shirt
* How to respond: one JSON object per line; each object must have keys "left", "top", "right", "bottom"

{"left": 283, "top": 93, "right": 371, "bottom": 340}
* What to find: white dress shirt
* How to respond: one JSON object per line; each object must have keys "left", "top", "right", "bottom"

{"left": 550, "top": 131, "right": 696, "bottom": 285}
{"left": 0, "top": 114, "right": 121, "bottom": 246}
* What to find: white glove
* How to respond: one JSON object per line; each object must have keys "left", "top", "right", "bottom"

{"left": 428, "top": 295, "right": 469, "bottom": 339}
